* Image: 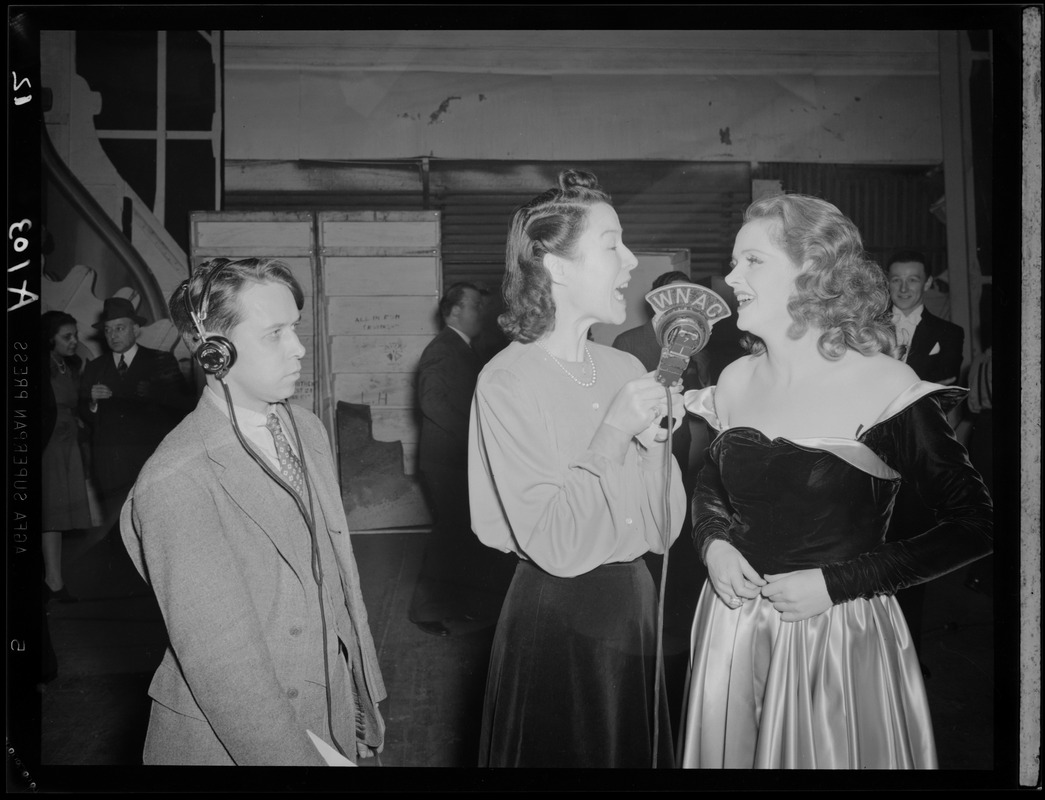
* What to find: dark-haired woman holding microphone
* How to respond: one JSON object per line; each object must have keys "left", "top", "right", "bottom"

{"left": 468, "top": 170, "right": 686, "bottom": 768}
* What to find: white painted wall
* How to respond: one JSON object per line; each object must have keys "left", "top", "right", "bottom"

{"left": 224, "top": 30, "right": 944, "bottom": 165}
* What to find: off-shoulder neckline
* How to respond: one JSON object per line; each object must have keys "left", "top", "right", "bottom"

{"left": 685, "top": 381, "right": 965, "bottom": 444}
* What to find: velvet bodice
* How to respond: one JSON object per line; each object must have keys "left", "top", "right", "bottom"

{"left": 685, "top": 382, "right": 993, "bottom": 603}
{"left": 708, "top": 429, "right": 899, "bottom": 576}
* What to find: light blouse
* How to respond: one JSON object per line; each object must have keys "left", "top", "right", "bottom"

{"left": 468, "top": 340, "right": 686, "bottom": 578}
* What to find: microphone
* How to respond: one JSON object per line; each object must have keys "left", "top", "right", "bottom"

{"left": 645, "top": 282, "right": 732, "bottom": 386}
{"left": 644, "top": 280, "right": 730, "bottom": 767}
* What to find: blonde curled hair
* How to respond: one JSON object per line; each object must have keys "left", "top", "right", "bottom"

{"left": 741, "top": 193, "right": 898, "bottom": 360}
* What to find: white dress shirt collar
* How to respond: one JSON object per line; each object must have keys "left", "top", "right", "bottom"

{"left": 892, "top": 303, "right": 924, "bottom": 327}
{"left": 204, "top": 385, "right": 288, "bottom": 466}
{"left": 892, "top": 304, "right": 923, "bottom": 361}
{"left": 447, "top": 323, "right": 472, "bottom": 346}
{"left": 113, "top": 343, "right": 139, "bottom": 367}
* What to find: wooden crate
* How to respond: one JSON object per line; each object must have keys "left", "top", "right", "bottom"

{"left": 319, "top": 211, "right": 441, "bottom": 474}
{"left": 186, "top": 209, "right": 441, "bottom": 525}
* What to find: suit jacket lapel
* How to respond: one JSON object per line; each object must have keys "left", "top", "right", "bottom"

{"left": 194, "top": 398, "right": 312, "bottom": 587}
{"left": 304, "top": 438, "right": 339, "bottom": 521}
{"left": 445, "top": 326, "right": 480, "bottom": 373}
{"left": 124, "top": 347, "right": 149, "bottom": 381}
{"left": 285, "top": 406, "right": 390, "bottom": 703}
{"left": 95, "top": 354, "right": 119, "bottom": 386}
{"left": 295, "top": 411, "right": 364, "bottom": 592}
{"left": 908, "top": 310, "right": 936, "bottom": 363}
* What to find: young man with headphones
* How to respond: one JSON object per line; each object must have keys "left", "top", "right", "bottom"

{"left": 120, "top": 257, "right": 386, "bottom": 766}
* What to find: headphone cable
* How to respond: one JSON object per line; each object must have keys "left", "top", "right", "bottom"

{"left": 219, "top": 381, "right": 350, "bottom": 763}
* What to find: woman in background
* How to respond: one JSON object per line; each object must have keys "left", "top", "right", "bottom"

{"left": 679, "top": 193, "right": 992, "bottom": 769}
{"left": 469, "top": 170, "right": 686, "bottom": 767}
{"left": 43, "top": 310, "right": 93, "bottom": 604}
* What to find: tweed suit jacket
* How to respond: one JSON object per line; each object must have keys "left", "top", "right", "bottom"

{"left": 120, "top": 395, "right": 386, "bottom": 766}
{"left": 79, "top": 345, "right": 192, "bottom": 495}
{"left": 903, "top": 308, "right": 965, "bottom": 384}
{"left": 417, "top": 326, "right": 481, "bottom": 470}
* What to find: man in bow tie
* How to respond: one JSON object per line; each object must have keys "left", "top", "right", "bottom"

{"left": 887, "top": 251, "right": 964, "bottom": 385}
{"left": 885, "top": 251, "right": 967, "bottom": 680}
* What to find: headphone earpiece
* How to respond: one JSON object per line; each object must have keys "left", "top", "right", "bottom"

{"left": 194, "top": 335, "right": 237, "bottom": 379}
{"left": 184, "top": 263, "right": 238, "bottom": 379}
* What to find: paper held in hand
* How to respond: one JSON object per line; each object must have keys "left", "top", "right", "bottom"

{"left": 307, "top": 729, "right": 357, "bottom": 766}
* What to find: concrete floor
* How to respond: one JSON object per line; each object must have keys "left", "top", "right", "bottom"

{"left": 12, "top": 525, "right": 1005, "bottom": 791}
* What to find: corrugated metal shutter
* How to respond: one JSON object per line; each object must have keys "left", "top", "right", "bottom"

{"left": 429, "top": 161, "right": 750, "bottom": 291}
{"left": 751, "top": 162, "right": 949, "bottom": 275}
{"left": 226, "top": 159, "right": 751, "bottom": 293}
{"left": 226, "top": 159, "right": 948, "bottom": 291}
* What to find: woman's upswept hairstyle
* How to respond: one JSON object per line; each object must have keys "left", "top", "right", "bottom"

{"left": 499, "top": 170, "right": 611, "bottom": 342}
{"left": 741, "top": 193, "right": 898, "bottom": 360}
{"left": 169, "top": 257, "right": 304, "bottom": 340}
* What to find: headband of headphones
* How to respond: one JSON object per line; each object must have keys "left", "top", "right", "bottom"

{"left": 184, "top": 260, "right": 237, "bottom": 380}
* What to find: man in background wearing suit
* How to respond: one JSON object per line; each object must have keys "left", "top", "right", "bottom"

{"left": 79, "top": 297, "right": 192, "bottom": 525}
{"left": 409, "top": 282, "right": 513, "bottom": 637}
{"left": 120, "top": 258, "right": 385, "bottom": 765}
{"left": 887, "top": 251, "right": 965, "bottom": 384}
{"left": 886, "top": 250, "right": 967, "bottom": 679}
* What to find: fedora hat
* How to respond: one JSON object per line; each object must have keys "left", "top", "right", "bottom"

{"left": 93, "top": 297, "right": 147, "bottom": 329}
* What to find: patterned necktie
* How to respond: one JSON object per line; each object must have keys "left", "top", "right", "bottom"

{"left": 896, "top": 327, "right": 911, "bottom": 363}
{"left": 266, "top": 413, "right": 304, "bottom": 496}
{"left": 117, "top": 354, "right": 128, "bottom": 377}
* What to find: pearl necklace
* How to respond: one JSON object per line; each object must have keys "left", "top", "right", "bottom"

{"left": 51, "top": 354, "right": 67, "bottom": 374}
{"left": 537, "top": 341, "right": 597, "bottom": 388}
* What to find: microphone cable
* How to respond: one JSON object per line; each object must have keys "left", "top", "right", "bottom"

{"left": 219, "top": 381, "right": 351, "bottom": 763}
{"left": 642, "top": 282, "right": 729, "bottom": 766}
{"left": 651, "top": 381, "right": 674, "bottom": 769}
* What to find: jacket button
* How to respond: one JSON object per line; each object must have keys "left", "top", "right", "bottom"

{"left": 290, "top": 626, "right": 302, "bottom": 636}
{"left": 287, "top": 687, "right": 299, "bottom": 699}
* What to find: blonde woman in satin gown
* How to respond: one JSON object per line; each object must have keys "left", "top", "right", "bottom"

{"left": 677, "top": 194, "right": 993, "bottom": 770}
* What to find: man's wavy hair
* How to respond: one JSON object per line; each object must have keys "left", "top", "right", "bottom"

{"left": 740, "top": 193, "right": 898, "bottom": 360}
{"left": 169, "top": 257, "right": 304, "bottom": 340}
{"left": 499, "top": 170, "right": 611, "bottom": 342}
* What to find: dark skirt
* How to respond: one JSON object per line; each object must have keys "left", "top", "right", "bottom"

{"left": 478, "top": 558, "right": 674, "bottom": 768}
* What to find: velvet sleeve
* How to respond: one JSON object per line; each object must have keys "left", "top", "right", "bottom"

{"left": 691, "top": 444, "right": 736, "bottom": 564}
{"left": 821, "top": 395, "right": 993, "bottom": 603}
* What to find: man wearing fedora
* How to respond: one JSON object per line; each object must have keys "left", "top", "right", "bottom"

{"left": 79, "top": 297, "right": 193, "bottom": 522}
